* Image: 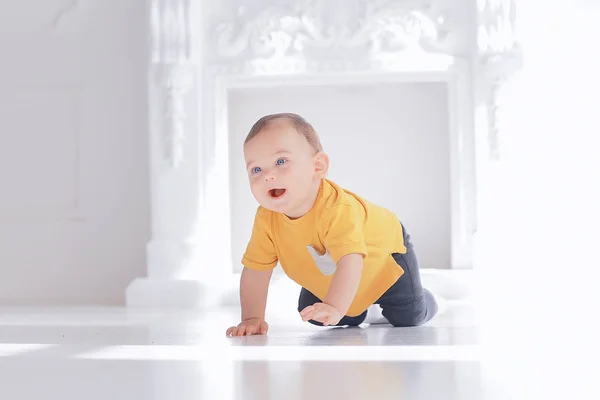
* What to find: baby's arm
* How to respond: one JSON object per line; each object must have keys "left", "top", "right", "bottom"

{"left": 240, "top": 266, "right": 272, "bottom": 321}
{"left": 300, "top": 203, "right": 368, "bottom": 325}
{"left": 324, "top": 253, "right": 363, "bottom": 315}
{"left": 300, "top": 253, "right": 363, "bottom": 325}
{"left": 226, "top": 267, "right": 272, "bottom": 336}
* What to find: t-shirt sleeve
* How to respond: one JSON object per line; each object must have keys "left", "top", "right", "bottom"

{"left": 322, "top": 204, "right": 368, "bottom": 264}
{"left": 241, "top": 206, "right": 278, "bottom": 271}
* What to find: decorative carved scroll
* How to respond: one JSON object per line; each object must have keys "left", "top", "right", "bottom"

{"left": 215, "top": 0, "right": 466, "bottom": 63}
{"left": 151, "top": 0, "right": 195, "bottom": 168}
{"left": 477, "top": 0, "right": 522, "bottom": 159}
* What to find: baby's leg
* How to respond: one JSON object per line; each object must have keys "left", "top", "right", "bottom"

{"left": 298, "top": 288, "right": 367, "bottom": 326}
{"left": 377, "top": 224, "right": 438, "bottom": 327}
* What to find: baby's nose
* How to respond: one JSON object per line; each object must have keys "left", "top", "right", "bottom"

{"left": 264, "top": 173, "right": 276, "bottom": 181}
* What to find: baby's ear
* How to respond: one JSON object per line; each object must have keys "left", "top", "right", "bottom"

{"left": 313, "top": 151, "right": 329, "bottom": 178}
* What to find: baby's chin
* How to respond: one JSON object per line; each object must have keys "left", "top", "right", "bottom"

{"left": 259, "top": 196, "right": 295, "bottom": 214}
{"left": 262, "top": 199, "right": 313, "bottom": 219}
{"left": 260, "top": 200, "right": 291, "bottom": 214}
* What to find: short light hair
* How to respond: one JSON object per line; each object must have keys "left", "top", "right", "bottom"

{"left": 244, "top": 113, "right": 323, "bottom": 152}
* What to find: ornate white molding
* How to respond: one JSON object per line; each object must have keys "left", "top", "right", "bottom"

{"left": 477, "top": 0, "right": 523, "bottom": 160}
{"left": 150, "top": 0, "right": 195, "bottom": 168}
{"left": 213, "top": 0, "right": 467, "bottom": 68}
{"left": 483, "top": 55, "right": 522, "bottom": 160}
{"left": 153, "top": 64, "right": 194, "bottom": 168}
{"left": 477, "top": 0, "right": 518, "bottom": 56}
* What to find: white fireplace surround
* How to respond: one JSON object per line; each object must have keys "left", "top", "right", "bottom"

{"left": 126, "top": 0, "right": 521, "bottom": 308}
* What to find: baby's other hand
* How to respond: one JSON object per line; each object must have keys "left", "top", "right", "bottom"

{"left": 226, "top": 318, "right": 269, "bottom": 337}
{"left": 300, "top": 303, "right": 343, "bottom": 326}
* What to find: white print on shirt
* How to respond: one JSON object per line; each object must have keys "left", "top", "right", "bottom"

{"left": 306, "top": 245, "right": 336, "bottom": 276}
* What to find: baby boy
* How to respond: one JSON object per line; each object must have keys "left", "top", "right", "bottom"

{"left": 226, "top": 113, "right": 439, "bottom": 336}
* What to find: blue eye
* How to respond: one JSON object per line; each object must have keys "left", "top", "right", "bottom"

{"left": 276, "top": 158, "right": 286, "bottom": 166}
{"left": 251, "top": 166, "right": 262, "bottom": 174}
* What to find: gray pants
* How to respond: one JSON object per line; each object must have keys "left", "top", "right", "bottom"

{"left": 298, "top": 224, "right": 438, "bottom": 327}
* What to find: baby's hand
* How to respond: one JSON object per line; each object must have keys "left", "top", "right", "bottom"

{"left": 300, "top": 303, "right": 343, "bottom": 326}
{"left": 226, "top": 318, "right": 269, "bottom": 337}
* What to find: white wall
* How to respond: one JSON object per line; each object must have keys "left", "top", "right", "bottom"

{"left": 0, "top": 1, "right": 149, "bottom": 305}
{"left": 228, "top": 82, "right": 451, "bottom": 273}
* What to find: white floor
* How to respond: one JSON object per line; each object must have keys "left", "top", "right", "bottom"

{"left": 0, "top": 276, "right": 594, "bottom": 400}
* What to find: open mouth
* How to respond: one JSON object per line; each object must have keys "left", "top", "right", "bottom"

{"left": 268, "top": 188, "right": 287, "bottom": 198}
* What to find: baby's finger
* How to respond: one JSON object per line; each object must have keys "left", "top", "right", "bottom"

{"left": 300, "top": 307, "right": 314, "bottom": 319}
{"left": 226, "top": 326, "right": 235, "bottom": 336}
{"left": 246, "top": 325, "right": 257, "bottom": 335}
{"left": 302, "top": 309, "right": 317, "bottom": 321}
{"left": 300, "top": 305, "right": 314, "bottom": 317}
{"left": 311, "top": 310, "right": 330, "bottom": 323}
{"left": 237, "top": 325, "right": 247, "bottom": 336}
{"left": 260, "top": 322, "right": 268, "bottom": 334}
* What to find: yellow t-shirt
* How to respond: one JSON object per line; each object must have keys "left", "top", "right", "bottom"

{"left": 241, "top": 178, "right": 407, "bottom": 316}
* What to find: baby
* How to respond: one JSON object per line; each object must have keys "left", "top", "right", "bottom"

{"left": 226, "top": 113, "right": 438, "bottom": 336}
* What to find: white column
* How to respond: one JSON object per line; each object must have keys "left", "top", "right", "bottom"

{"left": 126, "top": 0, "right": 211, "bottom": 308}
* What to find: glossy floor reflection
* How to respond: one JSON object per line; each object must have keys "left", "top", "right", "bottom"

{"left": 0, "top": 300, "right": 586, "bottom": 400}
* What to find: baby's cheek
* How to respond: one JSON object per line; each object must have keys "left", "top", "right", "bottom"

{"left": 249, "top": 181, "right": 262, "bottom": 195}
